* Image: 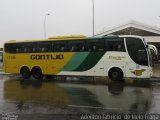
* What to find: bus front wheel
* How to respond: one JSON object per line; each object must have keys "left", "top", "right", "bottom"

{"left": 32, "top": 66, "right": 43, "bottom": 79}
{"left": 20, "top": 66, "right": 31, "bottom": 79}
{"left": 108, "top": 68, "right": 123, "bottom": 81}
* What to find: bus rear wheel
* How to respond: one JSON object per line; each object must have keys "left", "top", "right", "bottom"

{"left": 32, "top": 66, "right": 43, "bottom": 79}
{"left": 20, "top": 66, "right": 31, "bottom": 79}
{"left": 108, "top": 68, "right": 123, "bottom": 81}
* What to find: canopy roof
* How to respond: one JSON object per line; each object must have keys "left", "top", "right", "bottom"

{"left": 96, "top": 20, "right": 160, "bottom": 36}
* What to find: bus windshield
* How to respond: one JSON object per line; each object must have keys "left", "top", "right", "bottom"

{"left": 126, "top": 37, "right": 148, "bottom": 66}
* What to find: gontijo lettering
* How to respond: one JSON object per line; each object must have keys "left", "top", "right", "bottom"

{"left": 30, "top": 54, "right": 64, "bottom": 60}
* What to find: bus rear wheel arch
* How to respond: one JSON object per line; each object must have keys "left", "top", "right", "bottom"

{"left": 20, "top": 66, "right": 31, "bottom": 79}
{"left": 31, "top": 66, "right": 43, "bottom": 79}
{"left": 108, "top": 67, "right": 123, "bottom": 81}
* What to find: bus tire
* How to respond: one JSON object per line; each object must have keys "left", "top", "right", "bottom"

{"left": 108, "top": 68, "right": 123, "bottom": 81}
{"left": 20, "top": 66, "right": 31, "bottom": 79}
{"left": 31, "top": 66, "right": 43, "bottom": 79}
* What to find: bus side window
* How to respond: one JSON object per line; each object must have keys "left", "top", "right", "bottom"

{"left": 80, "top": 46, "right": 85, "bottom": 51}
{"left": 70, "top": 46, "right": 78, "bottom": 52}
{"left": 89, "top": 45, "right": 97, "bottom": 52}
{"left": 38, "top": 42, "right": 52, "bottom": 52}
{"left": 16, "top": 48, "right": 21, "bottom": 53}
{"left": 4, "top": 44, "right": 10, "bottom": 53}
{"left": 68, "top": 40, "right": 85, "bottom": 52}
{"left": 117, "top": 44, "right": 123, "bottom": 51}
{"left": 21, "top": 42, "right": 37, "bottom": 53}
{"left": 54, "top": 41, "right": 67, "bottom": 52}
{"left": 32, "top": 48, "right": 36, "bottom": 52}
{"left": 7, "top": 44, "right": 20, "bottom": 53}
{"left": 60, "top": 46, "right": 65, "bottom": 51}
{"left": 23, "top": 48, "right": 29, "bottom": 52}
{"left": 87, "top": 38, "right": 104, "bottom": 52}
{"left": 111, "top": 45, "right": 118, "bottom": 51}
{"left": 41, "top": 48, "right": 46, "bottom": 52}
{"left": 93, "top": 45, "right": 97, "bottom": 51}
{"left": 88, "top": 46, "right": 92, "bottom": 52}
{"left": 106, "top": 38, "right": 125, "bottom": 52}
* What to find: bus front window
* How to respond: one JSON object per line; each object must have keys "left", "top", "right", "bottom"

{"left": 126, "top": 37, "right": 148, "bottom": 66}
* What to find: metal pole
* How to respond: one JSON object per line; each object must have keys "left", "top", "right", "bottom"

{"left": 44, "top": 13, "right": 50, "bottom": 39}
{"left": 92, "top": 0, "right": 95, "bottom": 37}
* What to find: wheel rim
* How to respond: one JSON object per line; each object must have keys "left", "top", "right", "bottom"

{"left": 109, "top": 68, "right": 123, "bottom": 81}
{"left": 112, "top": 71, "right": 119, "bottom": 78}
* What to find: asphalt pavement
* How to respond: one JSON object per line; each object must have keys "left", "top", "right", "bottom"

{"left": 0, "top": 74, "right": 160, "bottom": 120}
{"left": 0, "top": 61, "right": 160, "bottom": 119}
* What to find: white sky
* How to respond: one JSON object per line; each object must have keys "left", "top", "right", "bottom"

{"left": 0, "top": 0, "right": 160, "bottom": 47}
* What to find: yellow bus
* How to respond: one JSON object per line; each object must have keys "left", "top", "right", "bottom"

{"left": 3, "top": 35, "right": 153, "bottom": 81}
